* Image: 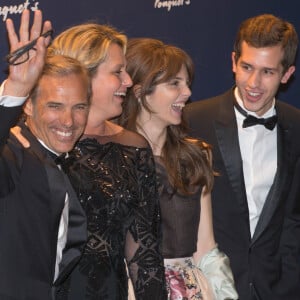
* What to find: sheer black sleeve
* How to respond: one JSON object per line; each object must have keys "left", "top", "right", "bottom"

{"left": 125, "top": 147, "right": 167, "bottom": 300}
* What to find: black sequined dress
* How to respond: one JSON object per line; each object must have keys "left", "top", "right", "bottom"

{"left": 56, "top": 129, "right": 166, "bottom": 300}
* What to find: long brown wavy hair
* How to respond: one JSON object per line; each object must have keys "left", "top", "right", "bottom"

{"left": 119, "top": 38, "right": 214, "bottom": 195}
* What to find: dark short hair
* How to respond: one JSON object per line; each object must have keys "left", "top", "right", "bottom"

{"left": 233, "top": 14, "right": 298, "bottom": 72}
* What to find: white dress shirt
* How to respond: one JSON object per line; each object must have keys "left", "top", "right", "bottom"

{"left": 39, "top": 142, "right": 69, "bottom": 282}
{"left": 0, "top": 80, "right": 27, "bottom": 106}
{"left": 234, "top": 88, "right": 277, "bottom": 236}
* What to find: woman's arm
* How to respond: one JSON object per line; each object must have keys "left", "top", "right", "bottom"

{"left": 193, "top": 190, "right": 238, "bottom": 300}
{"left": 193, "top": 189, "right": 216, "bottom": 265}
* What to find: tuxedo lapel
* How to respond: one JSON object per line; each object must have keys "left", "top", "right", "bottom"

{"left": 251, "top": 105, "right": 292, "bottom": 244}
{"left": 214, "top": 91, "right": 249, "bottom": 213}
{"left": 20, "top": 123, "right": 68, "bottom": 279}
{"left": 18, "top": 122, "right": 87, "bottom": 285}
{"left": 43, "top": 153, "right": 69, "bottom": 278}
{"left": 41, "top": 151, "right": 86, "bottom": 286}
{"left": 54, "top": 173, "right": 87, "bottom": 286}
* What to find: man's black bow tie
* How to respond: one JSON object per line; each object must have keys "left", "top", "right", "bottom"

{"left": 234, "top": 99, "right": 277, "bottom": 130}
{"left": 54, "top": 153, "right": 67, "bottom": 165}
{"left": 47, "top": 150, "right": 66, "bottom": 165}
{"left": 243, "top": 114, "right": 278, "bottom": 130}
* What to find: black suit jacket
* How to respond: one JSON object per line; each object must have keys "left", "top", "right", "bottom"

{"left": 185, "top": 89, "right": 300, "bottom": 300}
{"left": 0, "top": 105, "right": 23, "bottom": 143}
{"left": 0, "top": 111, "right": 87, "bottom": 299}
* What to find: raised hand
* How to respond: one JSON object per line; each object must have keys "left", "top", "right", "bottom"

{"left": 4, "top": 9, "right": 52, "bottom": 97}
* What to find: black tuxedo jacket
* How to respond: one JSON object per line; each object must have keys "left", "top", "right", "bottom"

{"left": 0, "top": 105, "right": 23, "bottom": 142}
{"left": 0, "top": 108, "right": 87, "bottom": 299}
{"left": 185, "top": 89, "right": 300, "bottom": 300}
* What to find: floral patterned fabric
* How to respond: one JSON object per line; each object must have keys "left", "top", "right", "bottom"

{"left": 164, "top": 258, "right": 203, "bottom": 300}
{"left": 56, "top": 130, "right": 166, "bottom": 300}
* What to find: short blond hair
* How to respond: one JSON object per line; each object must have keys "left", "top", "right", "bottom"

{"left": 29, "top": 55, "right": 91, "bottom": 104}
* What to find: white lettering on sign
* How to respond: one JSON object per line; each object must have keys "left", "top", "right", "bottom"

{"left": 154, "top": 0, "right": 191, "bottom": 12}
{"left": 0, "top": 0, "right": 39, "bottom": 21}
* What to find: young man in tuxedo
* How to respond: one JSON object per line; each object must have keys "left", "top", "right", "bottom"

{"left": 185, "top": 14, "right": 300, "bottom": 300}
{"left": 0, "top": 10, "right": 90, "bottom": 299}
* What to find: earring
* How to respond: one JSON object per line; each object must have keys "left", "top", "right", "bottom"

{"left": 137, "top": 98, "right": 141, "bottom": 104}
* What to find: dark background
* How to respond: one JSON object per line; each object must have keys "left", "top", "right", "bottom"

{"left": 0, "top": 0, "right": 299, "bottom": 106}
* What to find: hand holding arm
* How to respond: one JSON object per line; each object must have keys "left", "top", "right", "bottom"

{"left": 10, "top": 126, "right": 30, "bottom": 148}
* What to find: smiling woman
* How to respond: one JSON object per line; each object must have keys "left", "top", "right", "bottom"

{"left": 119, "top": 37, "right": 238, "bottom": 300}
{"left": 48, "top": 24, "right": 167, "bottom": 300}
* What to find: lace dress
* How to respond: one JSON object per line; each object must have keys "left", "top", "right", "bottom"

{"left": 56, "top": 129, "right": 166, "bottom": 300}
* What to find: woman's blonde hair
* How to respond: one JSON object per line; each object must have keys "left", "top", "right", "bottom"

{"left": 49, "top": 23, "right": 127, "bottom": 78}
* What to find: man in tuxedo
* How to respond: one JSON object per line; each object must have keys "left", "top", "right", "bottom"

{"left": 185, "top": 14, "right": 300, "bottom": 300}
{"left": 0, "top": 10, "right": 90, "bottom": 299}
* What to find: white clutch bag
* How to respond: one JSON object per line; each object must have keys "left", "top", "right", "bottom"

{"left": 197, "top": 246, "right": 239, "bottom": 300}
